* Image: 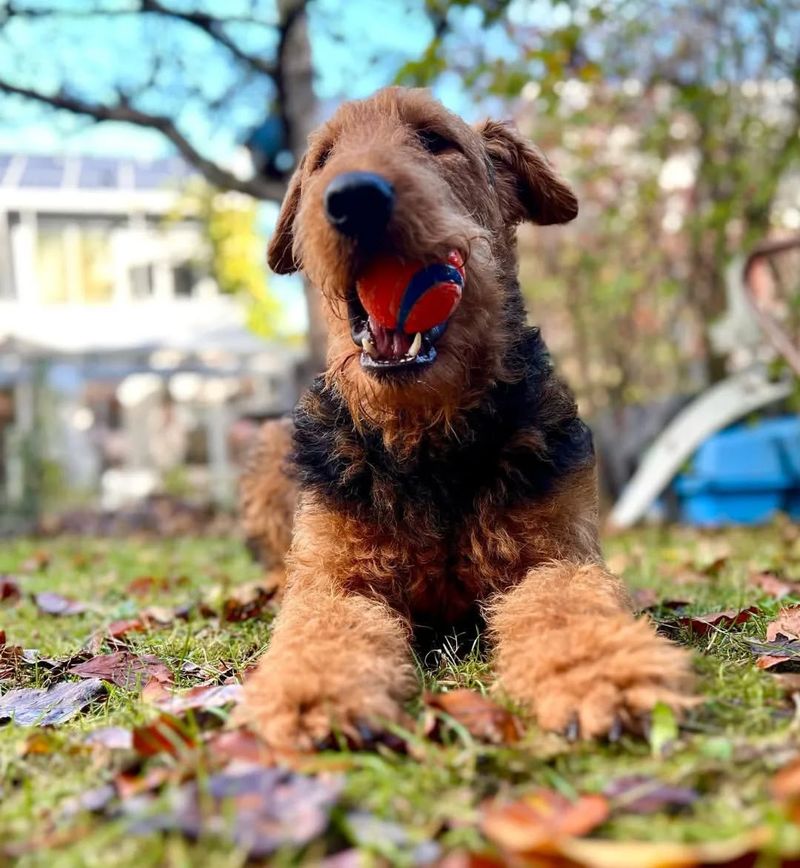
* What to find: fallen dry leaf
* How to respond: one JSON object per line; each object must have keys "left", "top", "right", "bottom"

{"left": 559, "top": 827, "right": 771, "bottom": 868}
{"left": 749, "top": 572, "right": 799, "bottom": 599}
{"left": 677, "top": 606, "right": 759, "bottom": 636}
{"left": 0, "top": 679, "right": 105, "bottom": 725}
{"left": 771, "top": 757, "right": 800, "bottom": 800}
{"left": 115, "top": 766, "right": 176, "bottom": 799}
{"left": 20, "top": 551, "right": 51, "bottom": 573}
{"left": 746, "top": 637, "right": 800, "bottom": 672}
{"left": 221, "top": 582, "right": 276, "bottom": 622}
{"left": 106, "top": 618, "right": 149, "bottom": 639}
{"left": 205, "top": 728, "right": 275, "bottom": 766}
{"left": 767, "top": 605, "right": 800, "bottom": 641}
{"left": 69, "top": 651, "right": 173, "bottom": 691}
{"left": 84, "top": 726, "right": 133, "bottom": 751}
{"left": 132, "top": 715, "right": 197, "bottom": 757}
{"left": 425, "top": 689, "right": 523, "bottom": 744}
{"left": 603, "top": 775, "right": 697, "bottom": 815}
{"left": 0, "top": 576, "right": 21, "bottom": 605}
{"left": 151, "top": 683, "right": 243, "bottom": 715}
{"left": 18, "top": 730, "right": 60, "bottom": 757}
{"left": 125, "top": 766, "right": 343, "bottom": 858}
{"left": 480, "top": 789, "right": 609, "bottom": 853}
{"left": 34, "top": 591, "right": 87, "bottom": 616}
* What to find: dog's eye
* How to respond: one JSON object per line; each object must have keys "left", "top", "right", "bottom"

{"left": 416, "top": 129, "right": 458, "bottom": 155}
{"left": 312, "top": 145, "right": 332, "bottom": 172}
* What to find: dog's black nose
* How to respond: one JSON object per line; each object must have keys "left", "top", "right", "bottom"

{"left": 324, "top": 171, "right": 394, "bottom": 240}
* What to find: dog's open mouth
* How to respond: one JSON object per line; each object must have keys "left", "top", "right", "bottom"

{"left": 349, "top": 294, "right": 445, "bottom": 372}
{"left": 349, "top": 251, "right": 464, "bottom": 374}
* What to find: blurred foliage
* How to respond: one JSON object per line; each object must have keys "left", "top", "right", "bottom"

{"left": 404, "top": 0, "right": 800, "bottom": 415}
{"left": 171, "top": 183, "right": 285, "bottom": 339}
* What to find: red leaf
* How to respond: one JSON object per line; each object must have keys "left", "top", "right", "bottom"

{"left": 132, "top": 715, "right": 197, "bottom": 757}
{"left": 677, "top": 606, "right": 759, "bottom": 636}
{"left": 69, "top": 651, "right": 173, "bottom": 691}
{"left": 0, "top": 576, "right": 21, "bottom": 605}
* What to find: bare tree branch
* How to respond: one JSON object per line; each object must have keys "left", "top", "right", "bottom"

{"left": 0, "top": 80, "right": 285, "bottom": 200}
{"left": 4, "top": 0, "right": 278, "bottom": 78}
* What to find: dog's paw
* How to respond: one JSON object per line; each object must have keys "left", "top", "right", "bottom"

{"left": 234, "top": 659, "right": 408, "bottom": 751}
{"left": 498, "top": 614, "right": 697, "bottom": 740}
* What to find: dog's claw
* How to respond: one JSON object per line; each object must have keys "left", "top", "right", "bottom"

{"left": 608, "top": 716, "right": 623, "bottom": 743}
{"left": 564, "top": 714, "right": 580, "bottom": 742}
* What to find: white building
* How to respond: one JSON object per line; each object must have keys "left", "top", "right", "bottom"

{"left": 0, "top": 154, "right": 304, "bottom": 520}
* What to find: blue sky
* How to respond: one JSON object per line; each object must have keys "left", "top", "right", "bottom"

{"left": 0, "top": 0, "right": 531, "bottom": 332}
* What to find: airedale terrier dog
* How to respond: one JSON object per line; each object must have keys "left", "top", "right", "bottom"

{"left": 238, "top": 87, "right": 694, "bottom": 749}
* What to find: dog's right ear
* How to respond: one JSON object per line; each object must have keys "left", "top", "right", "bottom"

{"left": 267, "top": 155, "right": 306, "bottom": 274}
{"left": 478, "top": 120, "right": 578, "bottom": 226}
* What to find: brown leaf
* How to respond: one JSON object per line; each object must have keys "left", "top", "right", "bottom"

{"left": 151, "top": 683, "right": 243, "bottom": 715}
{"left": 69, "top": 651, "right": 173, "bottom": 691}
{"left": 0, "top": 575, "right": 21, "bottom": 605}
{"left": 34, "top": 591, "right": 87, "bottom": 616}
{"left": 132, "top": 715, "right": 197, "bottom": 757}
{"left": 206, "top": 728, "right": 275, "bottom": 766}
{"left": 18, "top": 731, "right": 60, "bottom": 757}
{"left": 126, "top": 575, "right": 169, "bottom": 596}
{"left": 767, "top": 606, "right": 800, "bottom": 641}
{"left": 631, "top": 588, "right": 658, "bottom": 611}
{"left": 115, "top": 766, "right": 175, "bottom": 799}
{"left": 20, "top": 550, "right": 51, "bottom": 573}
{"left": 677, "top": 606, "right": 759, "bottom": 636}
{"left": 481, "top": 790, "right": 610, "bottom": 853}
{"left": 425, "top": 689, "right": 523, "bottom": 744}
{"left": 221, "top": 582, "right": 276, "bottom": 622}
{"left": 106, "top": 618, "right": 149, "bottom": 639}
{"left": 746, "top": 637, "right": 800, "bottom": 672}
{"left": 0, "top": 679, "right": 105, "bottom": 725}
{"left": 773, "top": 673, "right": 800, "bottom": 694}
{"left": 772, "top": 757, "right": 800, "bottom": 800}
{"left": 749, "top": 572, "right": 799, "bottom": 599}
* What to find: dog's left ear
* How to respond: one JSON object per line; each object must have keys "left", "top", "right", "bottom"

{"left": 267, "top": 155, "right": 306, "bottom": 274}
{"left": 478, "top": 120, "right": 578, "bottom": 225}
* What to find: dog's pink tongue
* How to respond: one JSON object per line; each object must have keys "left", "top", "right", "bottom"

{"left": 369, "top": 316, "right": 412, "bottom": 358}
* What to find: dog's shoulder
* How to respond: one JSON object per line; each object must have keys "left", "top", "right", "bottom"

{"left": 290, "top": 328, "right": 594, "bottom": 525}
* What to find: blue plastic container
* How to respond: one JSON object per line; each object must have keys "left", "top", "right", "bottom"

{"left": 674, "top": 416, "right": 800, "bottom": 526}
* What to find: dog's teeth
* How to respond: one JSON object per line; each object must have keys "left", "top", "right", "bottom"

{"left": 362, "top": 336, "right": 378, "bottom": 358}
{"left": 408, "top": 332, "right": 422, "bottom": 359}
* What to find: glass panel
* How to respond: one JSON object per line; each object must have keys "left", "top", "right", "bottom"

{"left": 36, "top": 223, "right": 70, "bottom": 303}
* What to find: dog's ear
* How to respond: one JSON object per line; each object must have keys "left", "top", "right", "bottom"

{"left": 267, "top": 155, "right": 306, "bottom": 274}
{"left": 478, "top": 120, "right": 578, "bottom": 226}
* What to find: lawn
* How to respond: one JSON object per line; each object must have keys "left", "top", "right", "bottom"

{"left": 3, "top": 523, "right": 800, "bottom": 866}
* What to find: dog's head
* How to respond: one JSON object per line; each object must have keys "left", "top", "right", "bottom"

{"left": 269, "top": 87, "right": 577, "bottom": 440}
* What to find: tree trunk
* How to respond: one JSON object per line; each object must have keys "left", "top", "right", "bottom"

{"left": 277, "top": 0, "right": 328, "bottom": 378}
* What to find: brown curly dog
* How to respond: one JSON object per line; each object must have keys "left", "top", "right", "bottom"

{"left": 237, "top": 86, "right": 694, "bottom": 749}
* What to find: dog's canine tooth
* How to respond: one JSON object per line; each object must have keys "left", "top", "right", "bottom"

{"left": 362, "top": 336, "right": 378, "bottom": 357}
{"left": 408, "top": 332, "right": 422, "bottom": 359}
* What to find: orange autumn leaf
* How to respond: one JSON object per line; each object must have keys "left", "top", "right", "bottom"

{"left": 425, "top": 689, "right": 523, "bottom": 744}
{"left": 481, "top": 790, "right": 610, "bottom": 853}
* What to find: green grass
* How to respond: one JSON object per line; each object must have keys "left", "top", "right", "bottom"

{"left": 3, "top": 525, "right": 800, "bottom": 866}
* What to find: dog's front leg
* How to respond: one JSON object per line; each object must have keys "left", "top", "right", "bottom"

{"left": 488, "top": 561, "right": 695, "bottom": 739}
{"left": 239, "top": 584, "right": 417, "bottom": 750}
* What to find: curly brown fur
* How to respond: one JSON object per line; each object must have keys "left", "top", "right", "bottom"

{"left": 239, "top": 87, "right": 694, "bottom": 749}
{"left": 238, "top": 419, "right": 296, "bottom": 577}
